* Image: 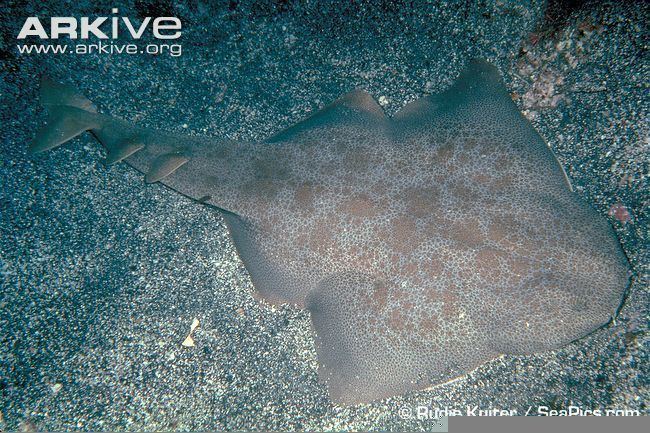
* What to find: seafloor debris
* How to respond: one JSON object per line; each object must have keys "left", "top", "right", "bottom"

{"left": 515, "top": 16, "right": 605, "bottom": 120}
{"left": 608, "top": 202, "right": 633, "bottom": 225}
{"left": 181, "top": 317, "right": 200, "bottom": 347}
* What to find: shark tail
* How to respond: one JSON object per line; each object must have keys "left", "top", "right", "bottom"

{"left": 29, "top": 78, "right": 103, "bottom": 154}
{"left": 29, "top": 78, "right": 190, "bottom": 182}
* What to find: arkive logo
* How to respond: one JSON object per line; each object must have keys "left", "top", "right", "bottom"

{"left": 17, "top": 8, "right": 181, "bottom": 40}
{"left": 16, "top": 8, "right": 183, "bottom": 57}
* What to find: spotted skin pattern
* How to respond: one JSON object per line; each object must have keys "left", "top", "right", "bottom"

{"left": 30, "top": 60, "right": 629, "bottom": 404}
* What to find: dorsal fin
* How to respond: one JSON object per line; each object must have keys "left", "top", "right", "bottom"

{"left": 335, "top": 89, "right": 385, "bottom": 116}
{"left": 266, "top": 89, "right": 385, "bottom": 143}
{"left": 145, "top": 152, "right": 190, "bottom": 183}
{"left": 394, "top": 59, "right": 507, "bottom": 121}
{"left": 105, "top": 137, "right": 145, "bottom": 165}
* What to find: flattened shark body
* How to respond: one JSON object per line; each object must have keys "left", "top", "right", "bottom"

{"left": 30, "top": 60, "right": 629, "bottom": 404}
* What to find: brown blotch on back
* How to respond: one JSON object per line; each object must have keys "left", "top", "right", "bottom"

{"left": 372, "top": 280, "right": 388, "bottom": 309}
{"left": 209, "top": 146, "right": 232, "bottom": 160}
{"left": 388, "top": 308, "right": 414, "bottom": 333}
{"left": 404, "top": 186, "right": 441, "bottom": 218}
{"left": 344, "top": 151, "right": 370, "bottom": 172}
{"left": 417, "top": 317, "right": 440, "bottom": 339}
{"left": 448, "top": 217, "right": 485, "bottom": 247}
{"left": 508, "top": 256, "right": 534, "bottom": 281}
{"left": 385, "top": 217, "right": 419, "bottom": 253}
{"left": 243, "top": 179, "right": 280, "bottom": 198}
{"left": 472, "top": 172, "right": 493, "bottom": 185}
{"left": 493, "top": 174, "right": 515, "bottom": 189}
{"left": 475, "top": 248, "right": 506, "bottom": 282}
{"left": 487, "top": 214, "right": 519, "bottom": 243}
{"left": 253, "top": 157, "right": 291, "bottom": 181}
{"left": 463, "top": 137, "right": 479, "bottom": 151}
{"left": 339, "top": 193, "right": 379, "bottom": 218}
{"left": 494, "top": 155, "right": 512, "bottom": 171}
{"left": 420, "top": 255, "right": 445, "bottom": 280}
{"left": 435, "top": 141, "right": 455, "bottom": 162}
{"left": 294, "top": 183, "right": 322, "bottom": 212}
{"left": 439, "top": 290, "right": 459, "bottom": 320}
{"left": 309, "top": 216, "right": 339, "bottom": 254}
{"left": 451, "top": 183, "right": 480, "bottom": 204}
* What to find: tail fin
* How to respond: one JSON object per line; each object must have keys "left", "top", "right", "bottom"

{"left": 40, "top": 78, "right": 97, "bottom": 113}
{"left": 29, "top": 78, "right": 100, "bottom": 153}
{"left": 30, "top": 78, "right": 149, "bottom": 166}
{"left": 30, "top": 78, "right": 190, "bottom": 183}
